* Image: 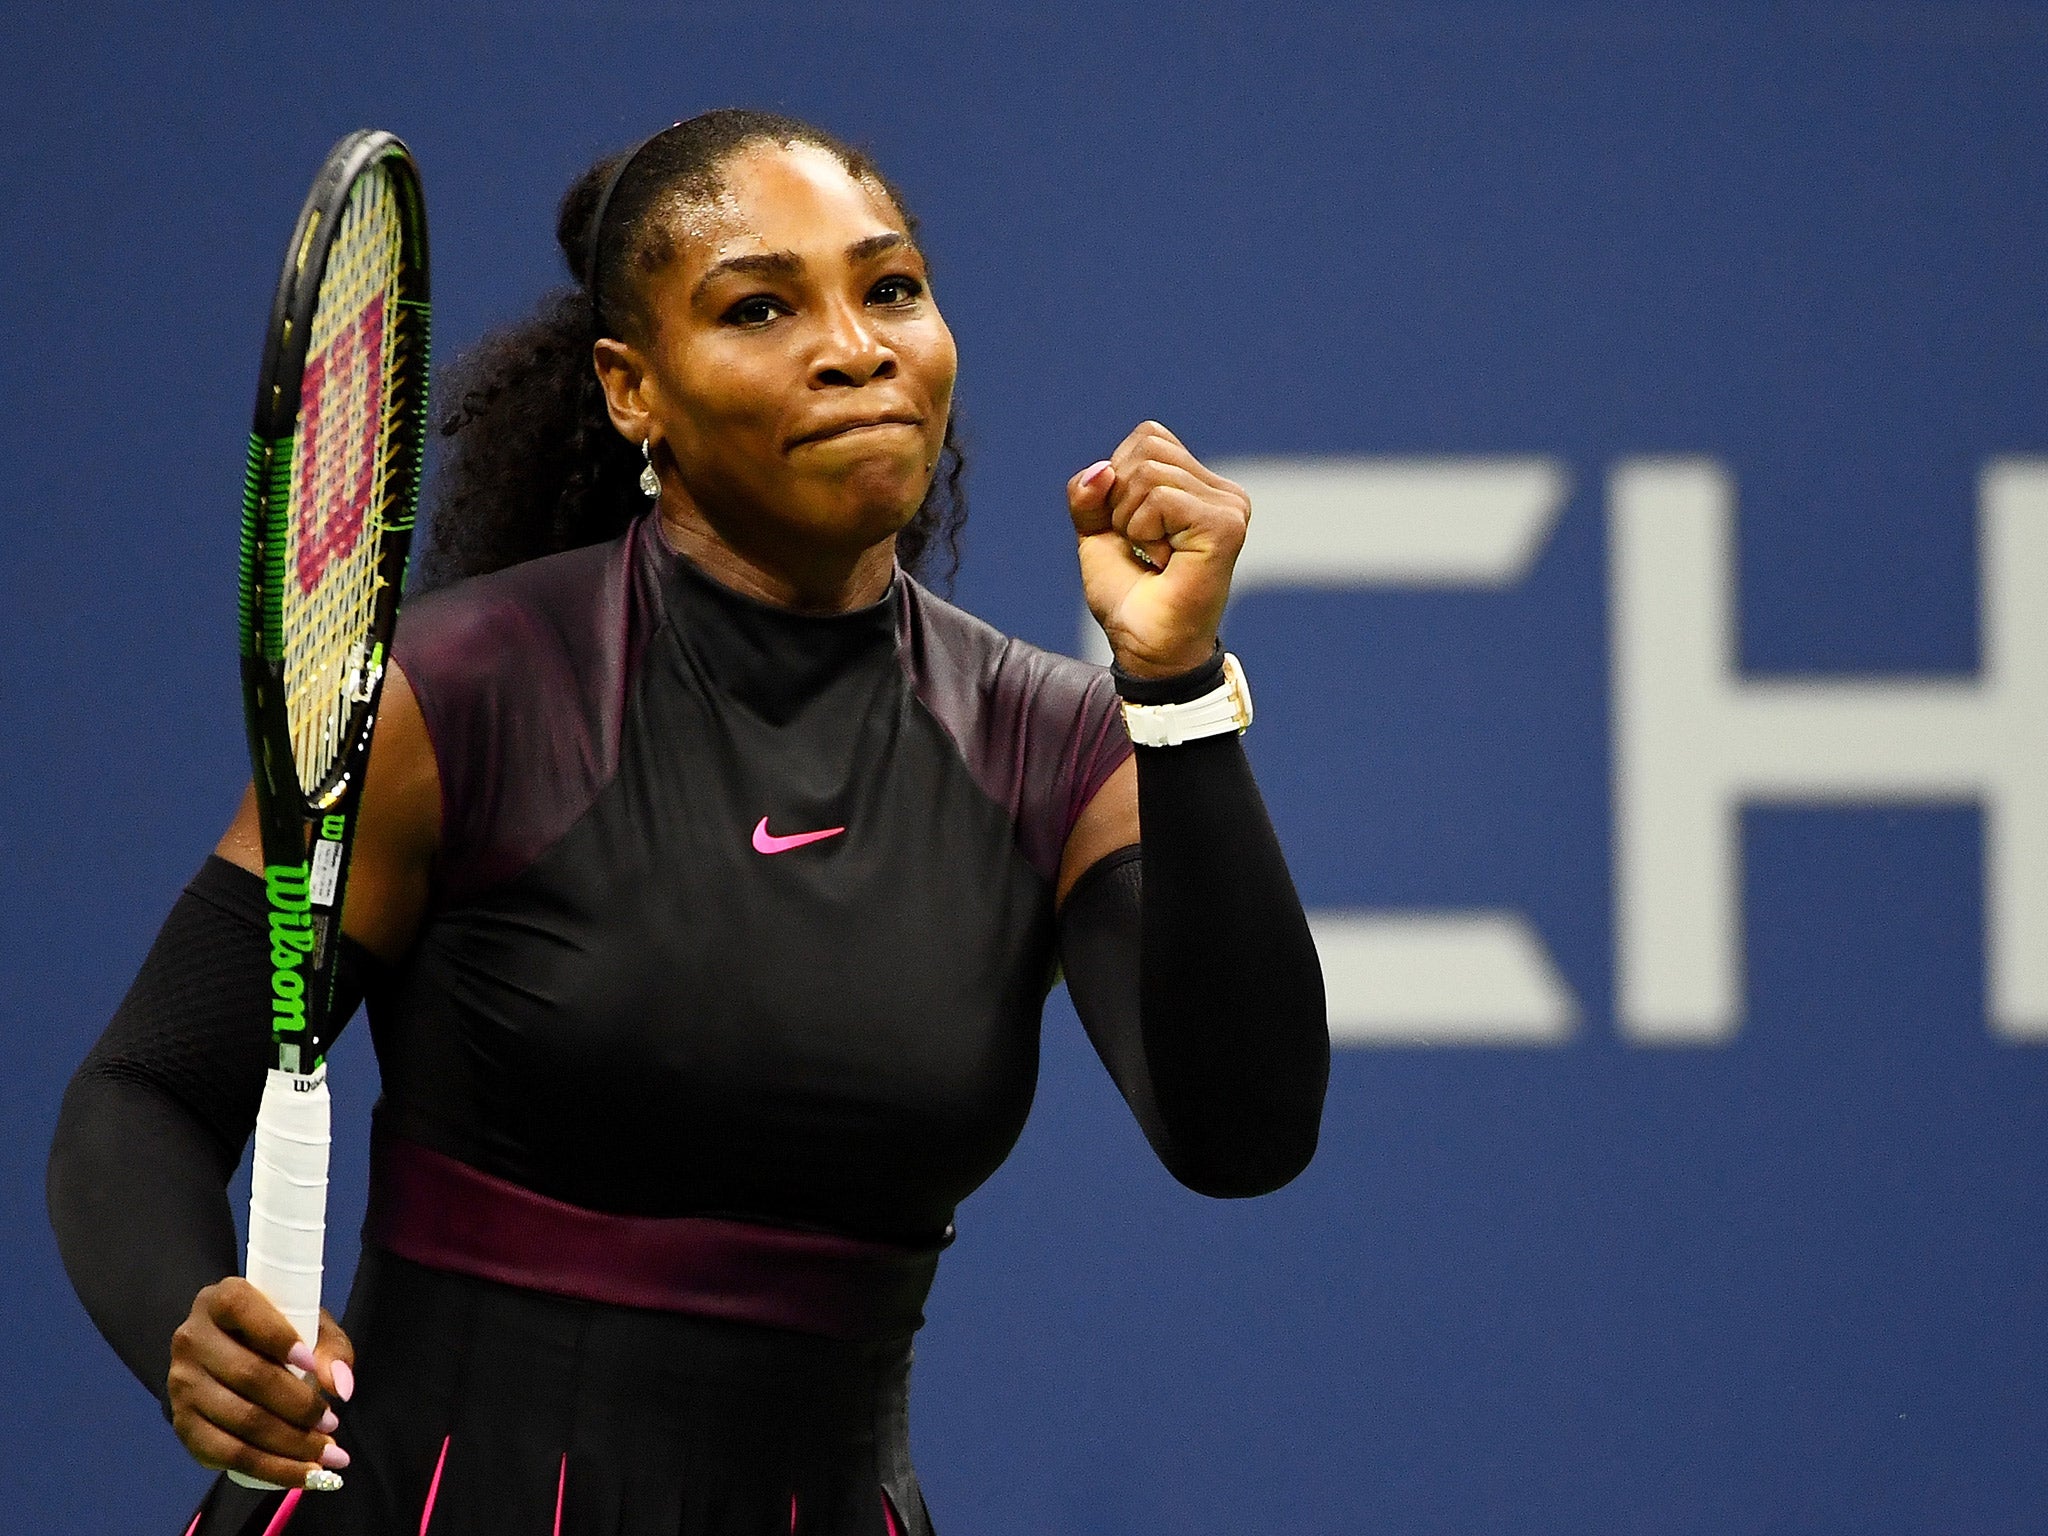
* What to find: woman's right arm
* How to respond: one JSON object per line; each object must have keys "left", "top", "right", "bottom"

{"left": 46, "top": 667, "right": 439, "bottom": 1488}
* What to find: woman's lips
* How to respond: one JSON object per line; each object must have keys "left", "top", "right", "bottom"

{"left": 788, "top": 416, "right": 922, "bottom": 448}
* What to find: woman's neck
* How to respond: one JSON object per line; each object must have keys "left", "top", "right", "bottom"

{"left": 657, "top": 501, "right": 897, "bottom": 615}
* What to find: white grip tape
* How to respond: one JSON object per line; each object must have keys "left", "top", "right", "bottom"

{"left": 245, "top": 1067, "right": 329, "bottom": 1354}
{"left": 229, "top": 1067, "right": 331, "bottom": 1492}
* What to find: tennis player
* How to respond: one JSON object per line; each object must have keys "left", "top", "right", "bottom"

{"left": 50, "top": 109, "right": 1329, "bottom": 1536}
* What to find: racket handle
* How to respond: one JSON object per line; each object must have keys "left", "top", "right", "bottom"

{"left": 230, "top": 1066, "right": 331, "bottom": 1492}
{"left": 247, "top": 1064, "right": 330, "bottom": 1341}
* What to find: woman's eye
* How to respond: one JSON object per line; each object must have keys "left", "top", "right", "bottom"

{"left": 869, "top": 275, "right": 924, "bottom": 306}
{"left": 724, "top": 296, "right": 785, "bottom": 327}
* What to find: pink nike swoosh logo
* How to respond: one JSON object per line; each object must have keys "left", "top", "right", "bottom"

{"left": 752, "top": 816, "right": 846, "bottom": 855}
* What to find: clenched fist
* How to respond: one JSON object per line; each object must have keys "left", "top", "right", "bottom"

{"left": 1067, "top": 421, "right": 1249, "bottom": 679}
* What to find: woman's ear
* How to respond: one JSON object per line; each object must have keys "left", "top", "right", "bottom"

{"left": 592, "top": 337, "right": 655, "bottom": 442}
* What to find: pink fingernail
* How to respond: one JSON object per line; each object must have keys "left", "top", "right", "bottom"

{"left": 1081, "top": 460, "right": 1112, "bottom": 487}
{"left": 331, "top": 1360, "right": 354, "bottom": 1401}
{"left": 287, "top": 1343, "right": 318, "bottom": 1374}
{"left": 317, "top": 1409, "right": 339, "bottom": 1435}
{"left": 320, "top": 1442, "right": 351, "bottom": 1470}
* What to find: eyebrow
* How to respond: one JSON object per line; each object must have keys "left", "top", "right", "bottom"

{"left": 847, "top": 232, "right": 907, "bottom": 263}
{"left": 691, "top": 232, "right": 911, "bottom": 303}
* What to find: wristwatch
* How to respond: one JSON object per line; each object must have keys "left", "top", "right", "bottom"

{"left": 1118, "top": 652, "right": 1254, "bottom": 747}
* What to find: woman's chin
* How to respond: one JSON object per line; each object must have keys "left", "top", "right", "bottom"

{"left": 803, "top": 469, "right": 933, "bottom": 544}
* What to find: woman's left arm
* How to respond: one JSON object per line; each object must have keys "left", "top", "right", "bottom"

{"left": 1054, "top": 423, "right": 1328, "bottom": 1197}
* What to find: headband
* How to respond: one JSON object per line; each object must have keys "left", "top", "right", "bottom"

{"left": 583, "top": 123, "right": 680, "bottom": 334}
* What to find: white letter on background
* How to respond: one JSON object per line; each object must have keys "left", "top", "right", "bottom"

{"left": 1611, "top": 457, "right": 2048, "bottom": 1044}
{"left": 1083, "top": 457, "right": 1580, "bottom": 1046}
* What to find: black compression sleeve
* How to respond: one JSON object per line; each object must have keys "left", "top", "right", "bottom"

{"left": 46, "top": 856, "right": 374, "bottom": 1410}
{"left": 1058, "top": 672, "right": 1329, "bottom": 1197}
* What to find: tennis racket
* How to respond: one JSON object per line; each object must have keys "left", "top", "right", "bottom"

{"left": 231, "top": 129, "right": 429, "bottom": 1486}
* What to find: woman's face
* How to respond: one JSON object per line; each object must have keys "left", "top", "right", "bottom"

{"left": 612, "top": 143, "right": 957, "bottom": 566}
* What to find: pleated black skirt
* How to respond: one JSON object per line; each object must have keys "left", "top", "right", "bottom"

{"left": 181, "top": 1246, "right": 935, "bottom": 1536}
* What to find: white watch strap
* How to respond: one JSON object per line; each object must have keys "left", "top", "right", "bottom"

{"left": 1118, "top": 653, "right": 1254, "bottom": 747}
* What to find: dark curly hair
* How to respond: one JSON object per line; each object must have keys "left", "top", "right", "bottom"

{"left": 414, "top": 109, "right": 966, "bottom": 591}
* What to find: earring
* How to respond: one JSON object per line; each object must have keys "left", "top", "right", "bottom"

{"left": 640, "top": 439, "right": 660, "bottom": 499}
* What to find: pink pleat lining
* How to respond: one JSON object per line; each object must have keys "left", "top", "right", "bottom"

{"left": 258, "top": 1488, "right": 301, "bottom": 1536}
{"left": 419, "top": 1435, "right": 451, "bottom": 1533}
{"left": 219, "top": 1436, "right": 892, "bottom": 1536}
{"left": 404, "top": 1438, "right": 562, "bottom": 1536}
{"left": 182, "top": 1513, "right": 205, "bottom": 1536}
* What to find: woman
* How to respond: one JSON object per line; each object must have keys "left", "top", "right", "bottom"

{"left": 50, "top": 110, "right": 1328, "bottom": 1535}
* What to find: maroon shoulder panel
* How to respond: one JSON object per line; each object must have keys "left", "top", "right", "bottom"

{"left": 390, "top": 520, "right": 663, "bottom": 903}
{"left": 395, "top": 522, "right": 1129, "bottom": 902}
{"left": 896, "top": 579, "right": 1133, "bottom": 885}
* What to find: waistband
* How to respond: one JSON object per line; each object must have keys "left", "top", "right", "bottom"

{"left": 364, "top": 1128, "right": 945, "bottom": 1342}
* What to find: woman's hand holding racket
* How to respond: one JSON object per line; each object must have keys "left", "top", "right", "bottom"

{"left": 168, "top": 1278, "right": 356, "bottom": 1492}
{"left": 1067, "top": 420, "right": 1250, "bottom": 678}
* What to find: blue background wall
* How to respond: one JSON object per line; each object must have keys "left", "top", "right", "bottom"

{"left": 5, "top": 4, "right": 2046, "bottom": 1530}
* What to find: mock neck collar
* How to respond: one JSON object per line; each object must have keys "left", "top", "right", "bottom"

{"left": 639, "top": 514, "right": 902, "bottom": 718}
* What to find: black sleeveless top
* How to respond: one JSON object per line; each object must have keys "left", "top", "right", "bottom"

{"left": 375, "top": 515, "right": 1131, "bottom": 1246}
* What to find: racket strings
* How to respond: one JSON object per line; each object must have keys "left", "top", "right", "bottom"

{"left": 281, "top": 166, "right": 412, "bottom": 797}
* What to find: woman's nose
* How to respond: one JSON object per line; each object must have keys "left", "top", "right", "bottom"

{"left": 811, "top": 305, "right": 897, "bottom": 387}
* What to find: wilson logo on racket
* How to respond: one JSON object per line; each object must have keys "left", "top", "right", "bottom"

{"left": 263, "top": 865, "right": 314, "bottom": 1035}
{"left": 293, "top": 291, "right": 387, "bottom": 594}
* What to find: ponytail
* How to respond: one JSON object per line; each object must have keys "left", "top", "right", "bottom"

{"left": 413, "top": 287, "right": 640, "bottom": 591}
